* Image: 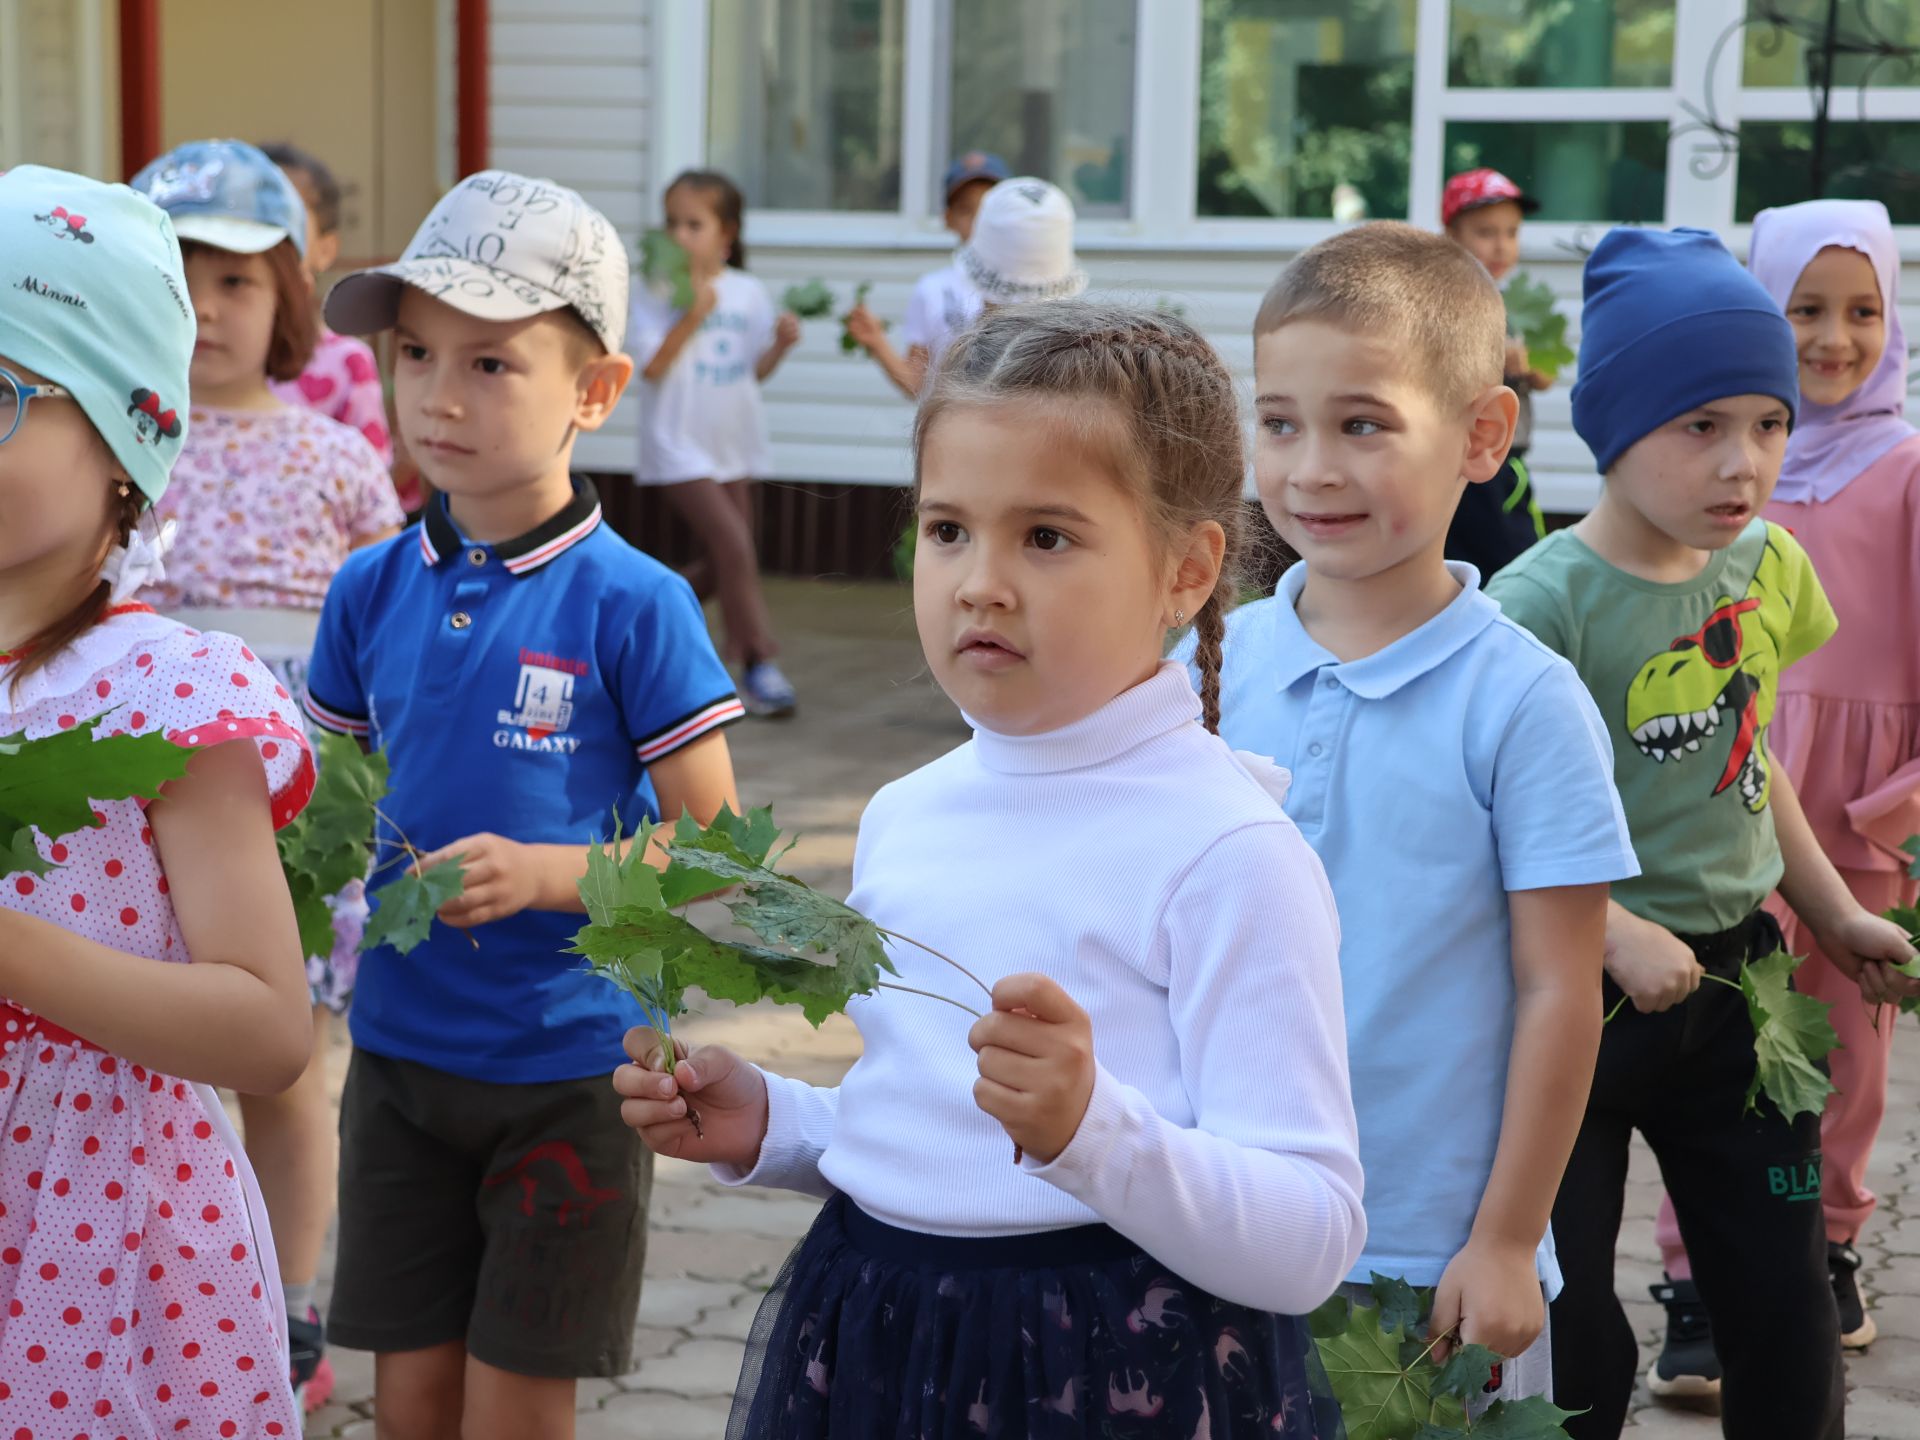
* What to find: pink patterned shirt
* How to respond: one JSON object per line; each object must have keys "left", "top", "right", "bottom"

{"left": 149, "top": 405, "right": 405, "bottom": 613}
{"left": 268, "top": 330, "right": 392, "bottom": 466}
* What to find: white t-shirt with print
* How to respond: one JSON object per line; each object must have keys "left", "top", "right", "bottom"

{"left": 900, "top": 261, "right": 984, "bottom": 368}
{"left": 629, "top": 268, "right": 776, "bottom": 484}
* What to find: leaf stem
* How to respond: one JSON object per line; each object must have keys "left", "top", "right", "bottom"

{"left": 875, "top": 980, "right": 983, "bottom": 1019}
{"left": 1603, "top": 994, "right": 1628, "bottom": 1024}
{"left": 878, "top": 929, "right": 993, "bottom": 999}
{"left": 1701, "top": 973, "right": 1744, "bottom": 993}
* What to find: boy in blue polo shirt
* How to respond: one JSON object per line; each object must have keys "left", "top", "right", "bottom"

{"left": 1195, "top": 223, "right": 1638, "bottom": 1407}
{"left": 303, "top": 172, "right": 744, "bottom": 1437}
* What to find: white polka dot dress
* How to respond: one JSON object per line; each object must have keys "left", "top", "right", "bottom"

{"left": 0, "top": 609, "right": 312, "bottom": 1436}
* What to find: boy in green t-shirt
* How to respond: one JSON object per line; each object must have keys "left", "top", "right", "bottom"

{"left": 1489, "top": 227, "right": 1917, "bottom": 1440}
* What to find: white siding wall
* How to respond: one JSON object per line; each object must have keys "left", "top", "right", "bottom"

{"left": 486, "top": 0, "right": 651, "bottom": 474}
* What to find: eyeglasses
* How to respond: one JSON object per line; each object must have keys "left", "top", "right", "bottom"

{"left": 0, "top": 365, "right": 75, "bottom": 446}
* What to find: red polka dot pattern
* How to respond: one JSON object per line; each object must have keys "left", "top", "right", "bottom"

{"left": 0, "top": 615, "right": 305, "bottom": 1430}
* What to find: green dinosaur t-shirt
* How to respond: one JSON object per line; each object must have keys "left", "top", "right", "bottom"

{"left": 1488, "top": 519, "right": 1836, "bottom": 935}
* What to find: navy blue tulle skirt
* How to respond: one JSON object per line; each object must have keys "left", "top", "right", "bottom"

{"left": 727, "top": 1193, "right": 1344, "bottom": 1439}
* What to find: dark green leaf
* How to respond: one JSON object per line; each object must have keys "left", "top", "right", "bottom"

{"left": 841, "top": 280, "right": 876, "bottom": 353}
{"left": 1900, "top": 834, "right": 1920, "bottom": 880}
{"left": 1369, "top": 1272, "right": 1425, "bottom": 1337}
{"left": 0, "top": 717, "right": 193, "bottom": 878}
{"left": 1740, "top": 948, "right": 1838, "bottom": 1122}
{"left": 1466, "top": 1396, "right": 1581, "bottom": 1438}
{"left": 0, "top": 827, "right": 54, "bottom": 881}
{"left": 1309, "top": 1293, "right": 1355, "bottom": 1341}
{"left": 1432, "top": 1343, "right": 1500, "bottom": 1403}
{"left": 363, "top": 859, "right": 465, "bottom": 955}
{"left": 276, "top": 735, "right": 388, "bottom": 942}
{"left": 1411, "top": 1426, "right": 1466, "bottom": 1440}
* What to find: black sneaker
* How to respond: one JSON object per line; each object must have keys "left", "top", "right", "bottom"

{"left": 1829, "top": 1241, "right": 1877, "bottom": 1348}
{"left": 1647, "top": 1277, "right": 1722, "bottom": 1402}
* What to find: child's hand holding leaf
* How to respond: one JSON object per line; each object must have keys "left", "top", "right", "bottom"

{"left": 614, "top": 1031, "right": 768, "bottom": 1168}
{"left": 1430, "top": 1234, "right": 1545, "bottom": 1365}
{"left": 410, "top": 833, "right": 524, "bottom": 928}
{"left": 968, "top": 972, "right": 1096, "bottom": 1166}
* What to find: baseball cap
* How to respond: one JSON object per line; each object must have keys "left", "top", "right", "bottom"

{"left": 956, "top": 178, "right": 1088, "bottom": 306}
{"left": 1441, "top": 169, "right": 1540, "bottom": 227}
{"left": 943, "top": 151, "right": 1009, "bottom": 205}
{"left": 325, "top": 170, "right": 630, "bottom": 353}
{"left": 131, "top": 139, "right": 308, "bottom": 258}
{"left": 0, "top": 166, "right": 196, "bottom": 502}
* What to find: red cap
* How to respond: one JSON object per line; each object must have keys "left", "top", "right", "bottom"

{"left": 1442, "top": 169, "right": 1540, "bottom": 227}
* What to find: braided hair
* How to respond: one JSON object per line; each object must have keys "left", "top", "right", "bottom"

{"left": 913, "top": 301, "right": 1248, "bottom": 732}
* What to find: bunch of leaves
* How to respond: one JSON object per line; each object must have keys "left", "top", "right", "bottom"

{"left": 0, "top": 716, "right": 192, "bottom": 879}
{"left": 781, "top": 279, "right": 836, "bottom": 319}
{"left": 841, "top": 280, "right": 877, "bottom": 353}
{"left": 274, "top": 733, "right": 466, "bottom": 959}
{"left": 1308, "top": 1274, "right": 1578, "bottom": 1439}
{"left": 570, "top": 804, "right": 986, "bottom": 1132}
{"left": 1604, "top": 948, "right": 1838, "bottom": 1123}
{"left": 1502, "top": 272, "right": 1575, "bottom": 382}
{"left": 638, "top": 229, "right": 695, "bottom": 310}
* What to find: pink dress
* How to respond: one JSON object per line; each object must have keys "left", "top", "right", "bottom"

{"left": 268, "top": 331, "right": 392, "bottom": 467}
{"left": 149, "top": 404, "right": 403, "bottom": 614}
{"left": 0, "top": 609, "right": 314, "bottom": 1434}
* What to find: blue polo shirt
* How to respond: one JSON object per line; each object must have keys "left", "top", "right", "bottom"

{"left": 1186, "top": 562, "right": 1637, "bottom": 1290}
{"left": 303, "top": 477, "right": 743, "bottom": 1083}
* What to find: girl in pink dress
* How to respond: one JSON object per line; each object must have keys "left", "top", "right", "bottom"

{"left": 0, "top": 168, "right": 311, "bottom": 1434}
{"left": 1653, "top": 199, "right": 1920, "bottom": 1353}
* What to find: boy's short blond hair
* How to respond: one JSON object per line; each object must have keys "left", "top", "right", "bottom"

{"left": 1254, "top": 222, "right": 1506, "bottom": 410}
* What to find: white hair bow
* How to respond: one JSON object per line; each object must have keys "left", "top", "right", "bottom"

{"left": 100, "top": 517, "right": 178, "bottom": 603}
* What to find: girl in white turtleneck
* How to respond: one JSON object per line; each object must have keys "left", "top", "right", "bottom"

{"left": 615, "top": 302, "right": 1363, "bottom": 1440}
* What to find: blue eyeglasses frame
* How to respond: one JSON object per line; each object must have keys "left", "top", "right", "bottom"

{"left": 0, "top": 365, "right": 75, "bottom": 446}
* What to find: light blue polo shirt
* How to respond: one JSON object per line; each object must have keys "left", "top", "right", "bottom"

{"left": 304, "top": 477, "right": 743, "bottom": 1084}
{"left": 1190, "top": 562, "right": 1637, "bottom": 1290}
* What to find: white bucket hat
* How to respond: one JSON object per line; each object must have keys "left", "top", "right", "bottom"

{"left": 326, "top": 170, "right": 629, "bottom": 353}
{"left": 956, "top": 177, "right": 1087, "bottom": 305}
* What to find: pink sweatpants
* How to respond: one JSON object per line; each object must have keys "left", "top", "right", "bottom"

{"left": 1657, "top": 869, "right": 1914, "bottom": 1277}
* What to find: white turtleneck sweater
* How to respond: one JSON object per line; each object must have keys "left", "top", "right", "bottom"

{"left": 719, "top": 663, "right": 1365, "bottom": 1315}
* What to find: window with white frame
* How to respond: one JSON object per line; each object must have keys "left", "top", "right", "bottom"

{"left": 937, "top": 0, "right": 1137, "bottom": 219}
{"left": 693, "top": 0, "right": 1920, "bottom": 238}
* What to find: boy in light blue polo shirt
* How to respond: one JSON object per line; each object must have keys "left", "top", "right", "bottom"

{"left": 1196, "top": 224, "right": 1637, "bottom": 1405}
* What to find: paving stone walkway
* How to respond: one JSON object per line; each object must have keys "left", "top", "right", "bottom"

{"left": 293, "top": 578, "right": 1917, "bottom": 1437}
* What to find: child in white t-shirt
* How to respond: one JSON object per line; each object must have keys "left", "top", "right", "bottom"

{"left": 630, "top": 169, "right": 801, "bottom": 717}
{"left": 845, "top": 151, "right": 1005, "bottom": 397}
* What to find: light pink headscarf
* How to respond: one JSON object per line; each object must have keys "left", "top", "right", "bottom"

{"left": 1749, "top": 198, "right": 1917, "bottom": 504}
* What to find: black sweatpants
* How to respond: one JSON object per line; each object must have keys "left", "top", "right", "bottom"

{"left": 1550, "top": 910, "right": 1843, "bottom": 1440}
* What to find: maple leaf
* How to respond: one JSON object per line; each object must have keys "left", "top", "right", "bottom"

{"left": 1739, "top": 949, "right": 1838, "bottom": 1123}
{"left": 1900, "top": 835, "right": 1920, "bottom": 880}
{"left": 1884, "top": 903, "right": 1920, "bottom": 1018}
{"left": 1369, "top": 1272, "right": 1425, "bottom": 1338}
{"left": 362, "top": 859, "right": 466, "bottom": 955}
{"left": 1501, "top": 273, "right": 1575, "bottom": 381}
{"left": 781, "top": 279, "right": 836, "bottom": 319}
{"left": 1309, "top": 1291, "right": 1468, "bottom": 1440}
{"left": 0, "top": 717, "right": 192, "bottom": 879}
{"left": 276, "top": 735, "right": 389, "bottom": 959}
{"left": 1432, "top": 1344, "right": 1498, "bottom": 1403}
{"left": 638, "top": 229, "right": 694, "bottom": 309}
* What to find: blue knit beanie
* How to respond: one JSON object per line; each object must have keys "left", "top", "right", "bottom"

{"left": 1571, "top": 227, "right": 1799, "bottom": 475}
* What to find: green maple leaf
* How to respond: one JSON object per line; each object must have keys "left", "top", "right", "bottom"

{"left": 1369, "top": 1272, "right": 1425, "bottom": 1338}
{"left": 1312, "top": 1289, "right": 1468, "bottom": 1440}
{"left": 638, "top": 229, "right": 694, "bottom": 309}
{"left": 1884, "top": 904, "right": 1920, "bottom": 1017}
{"left": 1432, "top": 1343, "right": 1500, "bottom": 1403}
{"left": 841, "top": 280, "right": 876, "bottom": 353}
{"left": 573, "top": 806, "right": 907, "bottom": 1033}
{"left": 1899, "top": 835, "right": 1920, "bottom": 880}
{"left": 1463, "top": 1397, "right": 1582, "bottom": 1438}
{"left": 781, "top": 279, "right": 836, "bottom": 319}
{"left": 0, "top": 717, "right": 192, "bottom": 879}
{"left": 1740, "top": 948, "right": 1838, "bottom": 1122}
{"left": 1502, "top": 272, "right": 1575, "bottom": 381}
{"left": 276, "top": 735, "right": 390, "bottom": 958}
{"left": 362, "top": 859, "right": 466, "bottom": 955}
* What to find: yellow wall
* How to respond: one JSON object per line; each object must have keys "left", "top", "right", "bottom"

{"left": 158, "top": 0, "right": 441, "bottom": 271}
